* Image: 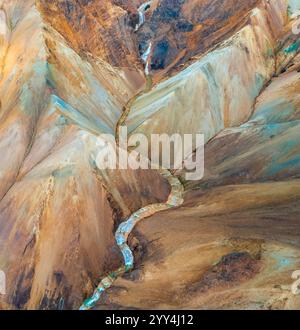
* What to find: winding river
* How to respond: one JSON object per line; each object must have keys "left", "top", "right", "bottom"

{"left": 79, "top": 0, "right": 182, "bottom": 311}
{"left": 79, "top": 170, "right": 184, "bottom": 310}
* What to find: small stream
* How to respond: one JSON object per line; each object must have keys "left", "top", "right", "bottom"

{"left": 79, "top": 1, "right": 170, "bottom": 311}
{"left": 135, "top": 1, "right": 152, "bottom": 31}
{"left": 136, "top": 1, "right": 153, "bottom": 75}
{"left": 79, "top": 169, "right": 184, "bottom": 310}
{"left": 141, "top": 41, "right": 152, "bottom": 75}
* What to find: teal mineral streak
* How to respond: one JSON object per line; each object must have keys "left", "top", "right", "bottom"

{"left": 268, "top": 154, "right": 300, "bottom": 177}
{"left": 288, "top": 0, "right": 300, "bottom": 15}
{"left": 51, "top": 95, "right": 113, "bottom": 134}
{"left": 270, "top": 251, "right": 297, "bottom": 271}
{"left": 20, "top": 61, "right": 48, "bottom": 116}
{"left": 251, "top": 73, "right": 265, "bottom": 99}
{"left": 79, "top": 170, "right": 184, "bottom": 310}
{"left": 251, "top": 98, "right": 295, "bottom": 124}
{"left": 284, "top": 40, "right": 300, "bottom": 54}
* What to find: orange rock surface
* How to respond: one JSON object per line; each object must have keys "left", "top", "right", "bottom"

{"left": 0, "top": 0, "right": 300, "bottom": 310}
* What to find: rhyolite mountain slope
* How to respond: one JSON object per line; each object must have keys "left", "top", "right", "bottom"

{"left": 101, "top": 0, "right": 300, "bottom": 310}
{"left": 0, "top": 0, "right": 168, "bottom": 310}
{"left": 136, "top": 0, "right": 260, "bottom": 80}
{"left": 0, "top": 0, "right": 300, "bottom": 310}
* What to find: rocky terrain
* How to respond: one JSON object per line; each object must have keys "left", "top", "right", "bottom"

{"left": 0, "top": 0, "right": 300, "bottom": 310}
